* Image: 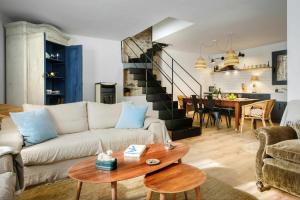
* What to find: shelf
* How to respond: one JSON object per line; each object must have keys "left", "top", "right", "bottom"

{"left": 46, "top": 93, "right": 64, "bottom": 96}
{"left": 214, "top": 65, "right": 271, "bottom": 73}
{"left": 46, "top": 77, "right": 65, "bottom": 80}
{"left": 238, "top": 66, "right": 272, "bottom": 71}
{"left": 46, "top": 58, "right": 64, "bottom": 63}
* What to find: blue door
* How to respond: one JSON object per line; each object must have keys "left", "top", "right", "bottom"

{"left": 65, "top": 45, "right": 83, "bottom": 103}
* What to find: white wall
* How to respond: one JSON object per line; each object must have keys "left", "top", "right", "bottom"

{"left": 210, "top": 42, "right": 287, "bottom": 93}
{"left": 287, "top": 0, "right": 300, "bottom": 101}
{"left": 159, "top": 42, "right": 286, "bottom": 99}
{"left": 70, "top": 35, "right": 157, "bottom": 116}
{"left": 0, "top": 14, "right": 8, "bottom": 103}
{"left": 69, "top": 35, "right": 123, "bottom": 102}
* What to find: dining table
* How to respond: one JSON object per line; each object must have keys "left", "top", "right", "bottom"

{"left": 182, "top": 97, "right": 258, "bottom": 131}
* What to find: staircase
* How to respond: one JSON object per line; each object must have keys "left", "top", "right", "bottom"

{"left": 122, "top": 39, "right": 202, "bottom": 140}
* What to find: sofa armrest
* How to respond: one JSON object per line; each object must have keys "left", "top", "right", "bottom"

{"left": 0, "top": 154, "right": 13, "bottom": 174}
{"left": 144, "top": 117, "right": 171, "bottom": 143}
{"left": 0, "top": 130, "right": 23, "bottom": 152}
{"left": 256, "top": 126, "right": 298, "bottom": 181}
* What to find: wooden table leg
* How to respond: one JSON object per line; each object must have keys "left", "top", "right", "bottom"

{"left": 160, "top": 193, "right": 167, "bottom": 200}
{"left": 111, "top": 181, "right": 117, "bottom": 200}
{"left": 195, "top": 186, "right": 201, "bottom": 200}
{"left": 76, "top": 181, "right": 82, "bottom": 200}
{"left": 234, "top": 102, "right": 241, "bottom": 131}
{"left": 172, "top": 193, "right": 176, "bottom": 200}
{"left": 184, "top": 191, "right": 188, "bottom": 200}
{"left": 146, "top": 190, "right": 153, "bottom": 200}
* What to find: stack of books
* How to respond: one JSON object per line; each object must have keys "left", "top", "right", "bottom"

{"left": 124, "top": 144, "right": 146, "bottom": 158}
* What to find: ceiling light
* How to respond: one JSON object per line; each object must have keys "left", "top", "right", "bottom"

{"left": 195, "top": 56, "right": 207, "bottom": 68}
{"left": 224, "top": 50, "right": 239, "bottom": 67}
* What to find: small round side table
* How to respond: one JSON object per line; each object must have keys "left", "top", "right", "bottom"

{"left": 144, "top": 163, "right": 207, "bottom": 200}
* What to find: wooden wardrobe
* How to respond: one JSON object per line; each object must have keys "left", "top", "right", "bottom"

{"left": 5, "top": 21, "right": 83, "bottom": 105}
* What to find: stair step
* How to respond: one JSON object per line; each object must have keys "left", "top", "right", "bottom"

{"left": 170, "top": 126, "right": 201, "bottom": 140}
{"left": 128, "top": 57, "right": 150, "bottom": 63}
{"left": 159, "top": 109, "right": 186, "bottom": 120}
{"left": 128, "top": 68, "right": 152, "bottom": 74}
{"left": 142, "top": 87, "right": 166, "bottom": 94}
{"left": 123, "top": 63, "right": 152, "bottom": 69}
{"left": 165, "top": 118, "right": 193, "bottom": 130}
{"left": 133, "top": 74, "right": 156, "bottom": 81}
{"left": 137, "top": 80, "right": 161, "bottom": 87}
{"left": 140, "top": 53, "right": 152, "bottom": 62}
{"left": 152, "top": 101, "right": 178, "bottom": 111}
{"left": 146, "top": 93, "right": 171, "bottom": 102}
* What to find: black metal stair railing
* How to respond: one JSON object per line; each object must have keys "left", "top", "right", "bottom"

{"left": 122, "top": 37, "right": 203, "bottom": 121}
{"left": 122, "top": 40, "right": 175, "bottom": 116}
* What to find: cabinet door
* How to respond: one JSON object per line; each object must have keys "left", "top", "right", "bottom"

{"left": 27, "top": 32, "right": 45, "bottom": 105}
{"left": 65, "top": 45, "right": 83, "bottom": 103}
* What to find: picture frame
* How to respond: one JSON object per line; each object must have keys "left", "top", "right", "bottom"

{"left": 272, "top": 50, "right": 287, "bottom": 85}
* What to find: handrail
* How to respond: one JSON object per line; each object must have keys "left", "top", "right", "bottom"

{"left": 152, "top": 47, "right": 199, "bottom": 96}
{"left": 154, "top": 42, "right": 203, "bottom": 98}
{"left": 124, "top": 38, "right": 187, "bottom": 97}
{"left": 129, "top": 37, "right": 202, "bottom": 98}
{"left": 122, "top": 40, "right": 176, "bottom": 114}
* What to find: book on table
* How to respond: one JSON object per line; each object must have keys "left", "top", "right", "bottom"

{"left": 124, "top": 144, "right": 146, "bottom": 158}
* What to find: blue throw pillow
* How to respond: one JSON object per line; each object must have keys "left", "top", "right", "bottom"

{"left": 115, "top": 103, "right": 148, "bottom": 129}
{"left": 10, "top": 108, "right": 57, "bottom": 146}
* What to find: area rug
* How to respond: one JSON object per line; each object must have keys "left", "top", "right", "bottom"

{"left": 17, "top": 175, "right": 257, "bottom": 200}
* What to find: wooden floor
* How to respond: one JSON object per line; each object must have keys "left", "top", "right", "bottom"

{"left": 184, "top": 114, "right": 299, "bottom": 200}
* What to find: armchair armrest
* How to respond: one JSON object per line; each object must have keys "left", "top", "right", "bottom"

{"left": 256, "top": 126, "right": 298, "bottom": 180}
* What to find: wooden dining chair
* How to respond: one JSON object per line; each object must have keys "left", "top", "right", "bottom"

{"left": 177, "top": 95, "right": 193, "bottom": 115}
{"left": 240, "top": 99, "right": 275, "bottom": 133}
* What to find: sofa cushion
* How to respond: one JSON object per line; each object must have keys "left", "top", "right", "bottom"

{"left": 21, "top": 129, "right": 154, "bottom": 165}
{"left": 90, "top": 128, "right": 154, "bottom": 152}
{"left": 21, "top": 131, "right": 101, "bottom": 166}
{"left": 0, "top": 172, "right": 16, "bottom": 200}
{"left": 266, "top": 139, "right": 300, "bottom": 164}
{"left": 115, "top": 103, "right": 148, "bottom": 129}
{"left": 87, "top": 102, "right": 123, "bottom": 129}
{"left": 10, "top": 109, "right": 57, "bottom": 146}
{"left": 23, "top": 102, "right": 89, "bottom": 135}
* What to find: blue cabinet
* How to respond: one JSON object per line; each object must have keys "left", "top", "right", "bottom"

{"left": 45, "top": 41, "right": 82, "bottom": 105}
{"left": 65, "top": 45, "right": 83, "bottom": 103}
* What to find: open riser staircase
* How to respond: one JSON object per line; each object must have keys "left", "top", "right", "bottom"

{"left": 122, "top": 39, "right": 202, "bottom": 140}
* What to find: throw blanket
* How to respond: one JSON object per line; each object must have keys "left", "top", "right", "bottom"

{"left": 0, "top": 146, "right": 24, "bottom": 193}
{"left": 144, "top": 117, "right": 171, "bottom": 143}
{"left": 280, "top": 100, "right": 300, "bottom": 138}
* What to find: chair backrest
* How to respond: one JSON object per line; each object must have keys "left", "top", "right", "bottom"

{"left": 191, "top": 95, "right": 200, "bottom": 111}
{"left": 207, "top": 94, "right": 215, "bottom": 109}
{"left": 177, "top": 95, "right": 185, "bottom": 109}
{"left": 264, "top": 99, "right": 276, "bottom": 118}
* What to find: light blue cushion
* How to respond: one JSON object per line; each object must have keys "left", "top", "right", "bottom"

{"left": 10, "top": 108, "right": 57, "bottom": 146}
{"left": 115, "top": 103, "right": 148, "bottom": 129}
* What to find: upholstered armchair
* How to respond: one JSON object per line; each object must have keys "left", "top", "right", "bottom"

{"left": 240, "top": 99, "right": 275, "bottom": 133}
{"left": 256, "top": 100, "right": 300, "bottom": 197}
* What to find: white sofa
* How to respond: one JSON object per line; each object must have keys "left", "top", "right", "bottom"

{"left": 0, "top": 102, "right": 170, "bottom": 187}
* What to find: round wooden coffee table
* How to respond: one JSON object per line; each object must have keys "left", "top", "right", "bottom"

{"left": 68, "top": 143, "right": 189, "bottom": 200}
{"left": 144, "top": 163, "right": 207, "bottom": 200}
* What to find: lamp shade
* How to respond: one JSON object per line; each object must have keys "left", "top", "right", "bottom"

{"left": 195, "top": 56, "right": 207, "bottom": 68}
{"left": 251, "top": 75, "right": 259, "bottom": 81}
{"left": 224, "top": 50, "right": 239, "bottom": 67}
